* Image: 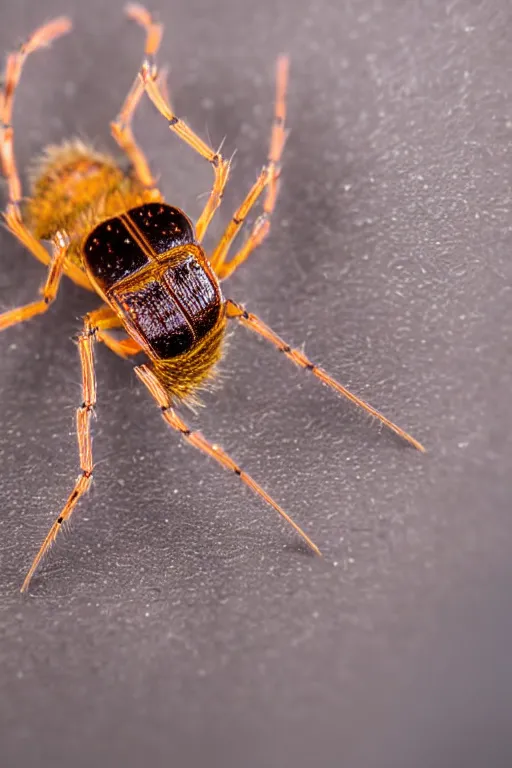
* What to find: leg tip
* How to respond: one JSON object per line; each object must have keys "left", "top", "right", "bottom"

{"left": 125, "top": 3, "right": 151, "bottom": 26}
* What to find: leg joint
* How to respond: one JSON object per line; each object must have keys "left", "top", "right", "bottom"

{"left": 83, "top": 322, "right": 98, "bottom": 338}
{"left": 111, "top": 117, "right": 127, "bottom": 133}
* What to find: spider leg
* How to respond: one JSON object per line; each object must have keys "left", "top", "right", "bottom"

{"left": 19, "top": 303, "right": 132, "bottom": 592}
{"left": 0, "top": 233, "right": 68, "bottom": 331}
{"left": 211, "top": 55, "right": 289, "bottom": 280}
{"left": 135, "top": 363, "right": 321, "bottom": 556}
{"left": 111, "top": 4, "right": 165, "bottom": 189}
{"left": 84, "top": 303, "right": 143, "bottom": 359}
{"left": 139, "top": 48, "right": 231, "bottom": 243}
{"left": 2, "top": 205, "right": 93, "bottom": 291}
{"left": 16, "top": 302, "right": 141, "bottom": 591}
{"left": 225, "top": 300, "right": 426, "bottom": 452}
{"left": 99, "top": 332, "right": 142, "bottom": 358}
{"left": 0, "top": 17, "right": 71, "bottom": 213}
{"left": 0, "top": 18, "right": 93, "bottom": 291}
{"left": 20, "top": 313, "right": 98, "bottom": 592}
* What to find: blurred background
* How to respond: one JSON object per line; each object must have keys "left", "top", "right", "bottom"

{"left": 0, "top": 0, "right": 511, "bottom": 766}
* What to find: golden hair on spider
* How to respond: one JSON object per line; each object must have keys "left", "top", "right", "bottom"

{"left": 0, "top": 4, "right": 424, "bottom": 593}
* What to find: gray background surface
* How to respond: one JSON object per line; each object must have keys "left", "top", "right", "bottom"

{"left": 1, "top": 0, "right": 511, "bottom": 766}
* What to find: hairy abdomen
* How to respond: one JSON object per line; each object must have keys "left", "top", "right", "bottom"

{"left": 23, "top": 139, "right": 160, "bottom": 269}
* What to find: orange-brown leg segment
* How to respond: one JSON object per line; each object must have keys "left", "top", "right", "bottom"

{"left": 0, "top": 234, "right": 68, "bottom": 331}
{"left": 0, "top": 17, "right": 72, "bottom": 210}
{"left": 135, "top": 364, "right": 321, "bottom": 556}
{"left": 84, "top": 304, "right": 143, "bottom": 359}
{"left": 110, "top": 4, "right": 164, "bottom": 188}
{"left": 211, "top": 55, "right": 289, "bottom": 280}
{"left": 0, "top": 18, "right": 93, "bottom": 292}
{"left": 139, "top": 56, "right": 231, "bottom": 242}
{"left": 226, "top": 300, "right": 426, "bottom": 452}
{"left": 2, "top": 204, "right": 93, "bottom": 291}
{"left": 99, "top": 333, "right": 142, "bottom": 358}
{"left": 17, "top": 302, "right": 134, "bottom": 592}
{"left": 20, "top": 313, "right": 98, "bottom": 592}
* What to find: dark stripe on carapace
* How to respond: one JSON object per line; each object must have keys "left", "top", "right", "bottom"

{"left": 164, "top": 255, "right": 221, "bottom": 340}
{"left": 118, "top": 280, "right": 194, "bottom": 358}
{"left": 115, "top": 252, "right": 223, "bottom": 359}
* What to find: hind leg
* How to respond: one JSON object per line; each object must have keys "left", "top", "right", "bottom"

{"left": 0, "top": 17, "right": 71, "bottom": 212}
{"left": 0, "top": 17, "right": 93, "bottom": 291}
{"left": 111, "top": 4, "right": 166, "bottom": 189}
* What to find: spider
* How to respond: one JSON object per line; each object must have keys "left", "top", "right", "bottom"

{"left": 0, "top": 5, "right": 424, "bottom": 593}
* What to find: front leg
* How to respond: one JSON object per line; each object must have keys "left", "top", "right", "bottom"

{"left": 20, "top": 313, "right": 98, "bottom": 592}
{"left": 135, "top": 363, "right": 321, "bottom": 556}
{"left": 0, "top": 234, "right": 68, "bottom": 331}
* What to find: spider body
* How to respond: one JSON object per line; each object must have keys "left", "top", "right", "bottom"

{"left": 26, "top": 138, "right": 226, "bottom": 398}
{"left": 84, "top": 202, "right": 226, "bottom": 398}
{"left": 0, "top": 5, "right": 424, "bottom": 593}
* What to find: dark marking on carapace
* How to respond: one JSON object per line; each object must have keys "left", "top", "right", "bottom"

{"left": 127, "top": 203, "right": 195, "bottom": 255}
{"left": 117, "top": 280, "right": 194, "bottom": 358}
{"left": 83, "top": 217, "right": 148, "bottom": 291}
{"left": 83, "top": 203, "right": 195, "bottom": 291}
{"left": 114, "top": 254, "right": 222, "bottom": 359}
{"left": 164, "top": 255, "right": 221, "bottom": 339}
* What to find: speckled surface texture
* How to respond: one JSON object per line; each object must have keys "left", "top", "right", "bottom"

{"left": 1, "top": 1, "right": 511, "bottom": 766}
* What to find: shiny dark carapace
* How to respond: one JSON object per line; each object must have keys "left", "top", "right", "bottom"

{"left": 83, "top": 203, "right": 222, "bottom": 358}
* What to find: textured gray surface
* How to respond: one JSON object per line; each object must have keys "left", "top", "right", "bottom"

{"left": 1, "top": 0, "right": 511, "bottom": 766}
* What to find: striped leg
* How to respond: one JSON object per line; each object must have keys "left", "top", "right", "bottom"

{"left": 111, "top": 4, "right": 164, "bottom": 188}
{"left": 0, "top": 234, "right": 68, "bottom": 331}
{"left": 139, "top": 47, "right": 231, "bottom": 242}
{"left": 135, "top": 363, "right": 321, "bottom": 556}
{"left": 210, "top": 55, "right": 289, "bottom": 280}
{"left": 0, "top": 17, "right": 71, "bottom": 213}
{"left": 20, "top": 310, "right": 100, "bottom": 592}
{"left": 0, "top": 17, "right": 92, "bottom": 290}
{"left": 226, "top": 300, "right": 425, "bottom": 452}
